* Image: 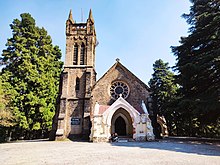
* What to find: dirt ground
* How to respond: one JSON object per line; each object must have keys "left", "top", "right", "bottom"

{"left": 0, "top": 139, "right": 220, "bottom": 165}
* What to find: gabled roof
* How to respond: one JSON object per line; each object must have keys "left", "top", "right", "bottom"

{"left": 93, "top": 60, "right": 150, "bottom": 91}
{"left": 103, "top": 95, "right": 140, "bottom": 116}
{"left": 102, "top": 96, "right": 141, "bottom": 126}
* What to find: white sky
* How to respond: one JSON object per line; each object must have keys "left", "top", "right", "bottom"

{"left": 0, "top": 0, "right": 191, "bottom": 84}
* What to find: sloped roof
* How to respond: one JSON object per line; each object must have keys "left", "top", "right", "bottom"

{"left": 134, "top": 105, "right": 145, "bottom": 114}
{"left": 98, "top": 105, "right": 110, "bottom": 114}
{"left": 93, "top": 60, "right": 150, "bottom": 91}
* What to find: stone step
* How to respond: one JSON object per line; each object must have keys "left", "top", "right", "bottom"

{"left": 118, "top": 139, "right": 128, "bottom": 142}
{"left": 118, "top": 137, "right": 135, "bottom": 142}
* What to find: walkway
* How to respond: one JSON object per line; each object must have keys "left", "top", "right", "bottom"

{"left": 0, "top": 139, "right": 219, "bottom": 165}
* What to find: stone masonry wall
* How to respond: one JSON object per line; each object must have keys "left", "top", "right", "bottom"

{"left": 91, "top": 64, "right": 150, "bottom": 116}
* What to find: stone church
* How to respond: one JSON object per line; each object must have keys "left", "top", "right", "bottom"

{"left": 51, "top": 9, "right": 167, "bottom": 142}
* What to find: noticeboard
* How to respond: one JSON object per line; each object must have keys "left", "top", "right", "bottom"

{"left": 71, "top": 118, "right": 81, "bottom": 125}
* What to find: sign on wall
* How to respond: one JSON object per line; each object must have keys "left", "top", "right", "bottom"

{"left": 71, "top": 118, "right": 81, "bottom": 125}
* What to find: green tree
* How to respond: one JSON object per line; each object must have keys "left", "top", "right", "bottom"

{"left": 0, "top": 13, "right": 63, "bottom": 139}
{"left": 148, "top": 59, "right": 178, "bottom": 137}
{"left": 0, "top": 78, "right": 17, "bottom": 142}
{"left": 0, "top": 79, "right": 15, "bottom": 128}
{"left": 172, "top": 0, "right": 220, "bottom": 137}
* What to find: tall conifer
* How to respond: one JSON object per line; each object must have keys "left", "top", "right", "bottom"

{"left": 172, "top": 0, "right": 220, "bottom": 137}
{"left": 0, "top": 13, "right": 63, "bottom": 139}
{"left": 149, "top": 59, "right": 178, "bottom": 137}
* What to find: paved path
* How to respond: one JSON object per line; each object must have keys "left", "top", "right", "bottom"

{"left": 0, "top": 139, "right": 220, "bottom": 165}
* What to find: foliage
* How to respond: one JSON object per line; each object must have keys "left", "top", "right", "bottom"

{"left": 148, "top": 59, "right": 178, "bottom": 137}
{"left": 0, "top": 13, "right": 63, "bottom": 140}
{"left": 0, "top": 79, "right": 17, "bottom": 142}
{"left": 171, "top": 0, "right": 220, "bottom": 137}
{"left": 0, "top": 79, "right": 16, "bottom": 127}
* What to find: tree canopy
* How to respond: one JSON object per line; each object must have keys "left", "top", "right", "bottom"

{"left": 148, "top": 59, "right": 178, "bottom": 137}
{"left": 0, "top": 79, "right": 16, "bottom": 128}
{"left": 149, "top": 59, "right": 178, "bottom": 116}
{"left": 172, "top": 0, "right": 220, "bottom": 137}
{"left": 0, "top": 13, "right": 63, "bottom": 140}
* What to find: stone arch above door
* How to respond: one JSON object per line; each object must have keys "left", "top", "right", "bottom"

{"left": 103, "top": 96, "right": 140, "bottom": 126}
{"left": 111, "top": 108, "right": 133, "bottom": 136}
{"left": 102, "top": 96, "right": 140, "bottom": 138}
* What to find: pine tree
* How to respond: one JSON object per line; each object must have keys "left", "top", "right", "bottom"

{"left": 0, "top": 79, "right": 17, "bottom": 142}
{"left": 149, "top": 59, "right": 178, "bottom": 137}
{"left": 0, "top": 79, "right": 16, "bottom": 127}
{"left": 172, "top": 0, "right": 220, "bottom": 137}
{"left": 0, "top": 13, "right": 63, "bottom": 139}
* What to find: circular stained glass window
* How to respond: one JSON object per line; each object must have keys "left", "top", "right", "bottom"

{"left": 110, "top": 81, "right": 129, "bottom": 100}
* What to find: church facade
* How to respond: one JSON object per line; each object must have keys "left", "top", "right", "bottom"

{"left": 52, "top": 10, "right": 161, "bottom": 142}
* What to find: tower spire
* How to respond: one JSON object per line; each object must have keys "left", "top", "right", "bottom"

{"left": 68, "top": 9, "right": 75, "bottom": 23}
{"left": 88, "top": 9, "right": 94, "bottom": 23}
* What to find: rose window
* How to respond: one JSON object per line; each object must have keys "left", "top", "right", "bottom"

{"left": 110, "top": 81, "right": 129, "bottom": 100}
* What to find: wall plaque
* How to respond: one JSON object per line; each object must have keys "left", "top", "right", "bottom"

{"left": 71, "top": 118, "right": 81, "bottom": 125}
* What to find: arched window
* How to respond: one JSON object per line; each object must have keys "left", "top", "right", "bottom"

{"left": 73, "top": 44, "right": 78, "bottom": 65}
{"left": 80, "top": 43, "right": 85, "bottom": 65}
{"left": 75, "top": 77, "right": 80, "bottom": 91}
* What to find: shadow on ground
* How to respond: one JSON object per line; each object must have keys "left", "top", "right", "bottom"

{"left": 67, "top": 134, "right": 90, "bottom": 142}
{"left": 110, "top": 138, "right": 220, "bottom": 156}
{"left": 5, "top": 137, "right": 220, "bottom": 157}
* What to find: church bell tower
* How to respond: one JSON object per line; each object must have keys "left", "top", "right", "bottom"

{"left": 55, "top": 9, "right": 97, "bottom": 139}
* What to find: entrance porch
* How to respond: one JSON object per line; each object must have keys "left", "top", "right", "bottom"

{"left": 90, "top": 96, "right": 155, "bottom": 142}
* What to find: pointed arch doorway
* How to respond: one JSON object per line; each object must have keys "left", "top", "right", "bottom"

{"left": 111, "top": 108, "right": 133, "bottom": 137}
{"left": 115, "top": 116, "right": 126, "bottom": 136}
